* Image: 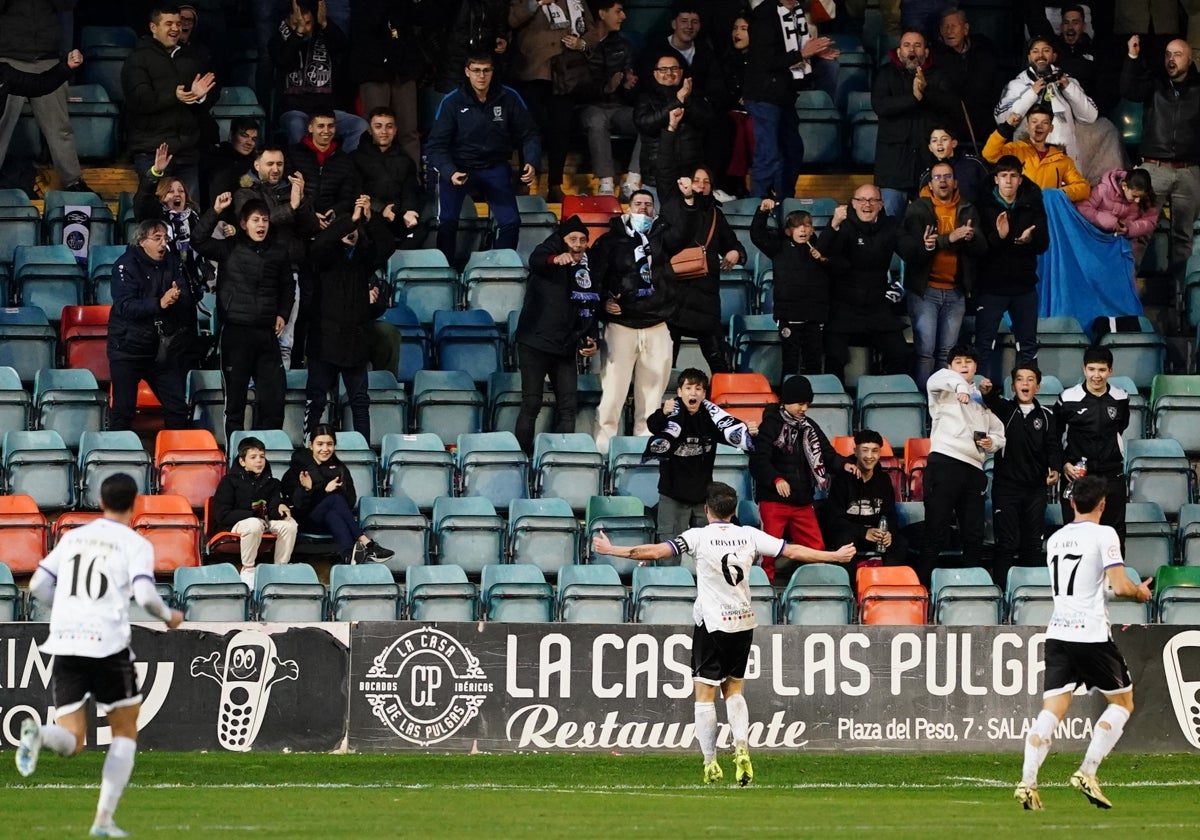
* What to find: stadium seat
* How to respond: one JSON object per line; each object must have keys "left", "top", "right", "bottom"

{"left": 462, "top": 249, "right": 527, "bottom": 323}
{"left": 508, "top": 497, "right": 580, "bottom": 575}
{"left": 3, "top": 429, "right": 74, "bottom": 509}
{"left": 0, "top": 202, "right": 40, "bottom": 280}
{"left": 0, "top": 563, "right": 20, "bottom": 620}
{"left": 858, "top": 565, "right": 928, "bottom": 625}
{"left": 1006, "top": 566, "right": 1054, "bottom": 626}
{"left": 931, "top": 567, "right": 1003, "bottom": 625}
{"left": 432, "top": 496, "right": 505, "bottom": 576}
{"left": 41, "top": 191, "right": 114, "bottom": 253}
{"left": 904, "top": 437, "right": 931, "bottom": 501}
{"left": 1179, "top": 503, "right": 1200, "bottom": 567}
{"left": 132, "top": 494, "right": 201, "bottom": 575}
{"left": 187, "top": 369, "right": 236, "bottom": 444}
{"left": 330, "top": 563, "right": 402, "bottom": 621}
{"left": 60, "top": 304, "right": 111, "bottom": 382}
{"left": 282, "top": 370, "right": 320, "bottom": 445}
{"left": 575, "top": 373, "right": 611, "bottom": 440}
{"left": 155, "top": 429, "right": 226, "bottom": 508}
{"left": 0, "top": 307, "right": 56, "bottom": 382}
{"left": 254, "top": 564, "right": 326, "bottom": 621}
{"left": 719, "top": 267, "right": 756, "bottom": 325}
{"left": 0, "top": 366, "right": 31, "bottom": 437}
{"left": 709, "top": 372, "right": 778, "bottom": 426}
{"left": 782, "top": 563, "right": 855, "bottom": 625}
{"left": 86, "top": 244, "right": 124, "bottom": 306}
{"left": 719, "top": 198, "right": 761, "bottom": 229}
{"left": 856, "top": 375, "right": 927, "bottom": 448}
{"left": 388, "top": 249, "right": 459, "bottom": 325}
{"left": 585, "top": 495, "right": 656, "bottom": 579}
{"left": 795, "top": 93, "right": 843, "bottom": 163}
{"left": 433, "top": 310, "right": 505, "bottom": 385}
{"left": 338, "top": 370, "right": 407, "bottom": 450}
{"left": 210, "top": 85, "right": 265, "bottom": 141}
{"left": 227, "top": 430, "right": 295, "bottom": 470}
{"left": 1155, "top": 565, "right": 1200, "bottom": 624}
{"left": 79, "top": 25, "right": 136, "bottom": 102}
{"left": 406, "top": 564, "right": 477, "bottom": 621}
{"left": 557, "top": 563, "right": 627, "bottom": 623}
{"left": 532, "top": 433, "right": 603, "bottom": 512}
{"left": 488, "top": 371, "right": 554, "bottom": 436}
{"left": 0, "top": 494, "right": 49, "bottom": 574}
{"left": 1033, "top": 317, "right": 1090, "bottom": 385}
{"left": 632, "top": 566, "right": 697, "bottom": 624}
{"left": 127, "top": 581, "right": 177, "bottom": 623}
{"left": 174, "top": 563, "right": 250, "bottom": 621}
{"left": 848, "top": 93, "right": 879, "bottom": 167}
{"left": 51, "top": 510, "right": 101, "bottom": 546}
{"left": 65, "top": 85, "right": 120, "bottom": 160}
{"left": 1126, "top": 438, "right": 1194, "bottom": 519}
{"left": 382, "top": 432, "right": 454, "bottom": 510}
{"left": 12, "top": 245, "right": 85, "bottom": 315}
{"left": 77, "top": 430, "right": 152, "bottom": 510}
{"left": 511, "top": 195, "right": 558, "bottom": 264}
{"left": 1097, "top": 317, "right": 1166, "bottom": 391}
{"left": 325, "top": 430, "right": 378, "bottom": 498}
{"left": 807, "top": 373, "right": 853, "bottom": 438}
{"left": 561, "top": 194, "right": 621, "bottom": 242}
{"left": 359, "top": 495, "right": 429, "bottom": 576}
{"left": 202, "top": 496, "right": 277, "bottom": 562}
{"left": 380, "top": 304, "right": 431, "bottom": 386}
{"left": 712, "top": 444, "right": 753, "bottom": 506}
{"left": 1124, "top": 502, "right": 1175, "bottom": 579}
{"left": 1107, "top": 567, "right": 1153, "bottom": 624}
{"left": 480, "top": 563, "right": 555, "bottom": 622}
{"left": 33, "top": 368, "right": 105, "bottom": 450}
{"left": 730, "top": 314, "right": 781, "bottom": 384}
{"left": 412, "top": 369, "right": 484, "bottom": 445}
{"left": 748, "top": 565, "right": 777, "bottom": 625}
{"left": 456, "top": 431, "right": 528, "bottom": 508}
{"left": 1150, "top": 375, "right": 1200, "bottom": 457}
{"left": 1104, "top": 375, "right": 1147, "bottom": 442}
{"left": 607, "top": 435, "right": 660, "bottom": 508}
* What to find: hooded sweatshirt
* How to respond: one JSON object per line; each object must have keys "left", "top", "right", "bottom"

{"left": 926, "top": 367, "right": 1006, "bottom": 468}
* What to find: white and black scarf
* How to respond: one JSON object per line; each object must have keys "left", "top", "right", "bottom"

{"left": 778, "top": 2, "right": 812, "bottom": 80}
{"left": 542, "top": 0, "right": 587, "bottom": 34}
{"left": 569, "top": 252, "right": 599, "bottom": 320}
{"left": 643, "top": 399, "right": 754, "bottom": 461}
{"left": 772, "top": 404, "right": 830, "bottom": 492}
{"left": 623, "top": 217, "right": 655, "bottom": 299}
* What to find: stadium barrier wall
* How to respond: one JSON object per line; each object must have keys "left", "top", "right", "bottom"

{"left": 3, "top": 623, "right": 1199, "bottom": 754}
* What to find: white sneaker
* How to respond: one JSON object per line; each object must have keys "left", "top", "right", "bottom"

{"left": 15, "top": 717, "right": 41, "bottom": 777}
{"left": 89, "top": 823, "right": 129, "bottom": 838}
{"left": 712, "top": 189, "right": 736, "bottom": 204}
{"left": 240, "top": 566, "right": 256, "bottom": 587}
{"left": 619, "top": 175, "right": 642, "bottom": 201}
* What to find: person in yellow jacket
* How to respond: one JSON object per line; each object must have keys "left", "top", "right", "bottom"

{"left": 982, "top": 103, "right": 1091, "bottom": 203}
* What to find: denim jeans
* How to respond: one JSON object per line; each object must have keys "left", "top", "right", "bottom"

{"left": 880, "top": 187, "right": 910, "bottom": 221}
{"left": 972, "top": 290, "right": 1040, "bottom": 384}
{"left": 908, "top": 287, "right": 965, "bottom": 391}
{"left": 746, "top": 100, "right": 803, "bottom": 199}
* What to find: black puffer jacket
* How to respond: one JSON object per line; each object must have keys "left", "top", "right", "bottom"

{"left": 107, "top": 244, "right": 195, "bottom": 363}
{"left": 750, "top": 208, "right": 830, "bottom": 323}
{"left": 350, "top": 0, "right": 446, "bottom": 86}
{"left": 871, "top": 51, "right": 956, "bottom": 191}
{"left": 976, "top": 180, "right": 1050, "bottom": 296}
{"left": 590, "top": 215, "right": 675, "bottom": 329}
{"left": 750, "top": 404, "right": 844, "bottom": 507}
{"left": 192, "top": 209, "right": 294, "bottom": 329}
{"left": 817, "top": 209, "right": 904, "bottom": 334}
{"left": 281, "top": 448, "right": 358, "bottom": 519}
{"left": 306, "top": 214, "right": 395, "bottom": 367}
{"left": 516, "top": 233, "right": 599, "bottom": 356}
{"left": 210, "top": 461, "right": 289, "bottom": 534}
{"left": 350, "top": 141, "right": 422, "bottom": 217}
{"left": 0, "top": 0, "right": 74, "bottom": 62}
{"left": 233, "top": 174, "right": 317, "bottom": 265}
{"left": 289, "top": 138, "right": 359, "bottom": 218}
{"left": 1121, "top": 55, "right": 1200, "bottom": 162}
{"left": 634, "top": 77, "right": 712, "bottom": 188}
{"left": 653, "top": 193, "right": 743, "bottom": 333}
{"left": 120, "top": 37, "right": 211, "bottom": 160}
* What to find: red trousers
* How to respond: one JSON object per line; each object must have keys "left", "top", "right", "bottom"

{"left": 758, "top": 501, "right": 824, "bottom": 582}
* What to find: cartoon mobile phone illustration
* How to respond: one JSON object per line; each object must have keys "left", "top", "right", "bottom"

{"left": 1163, "top": 630, "right": 1200, "bottom": 750}
{"left": 191, "top": 629, "right": 298, "bottom": 752}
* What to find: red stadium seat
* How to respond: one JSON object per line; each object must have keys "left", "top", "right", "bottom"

{"left": 561, "top": 195, "right": 622, "bottom": 242}
{"left": 52, "top": 511, "right": 102, "bottom": 545}
{"left": 905, "top": 437, "right": 932, "bottom": 501}
{"left": 155, "top": 429, "right": 226, "bottom": 509}
{"left": 60, "top": 304, "right": 111, "bottom": 383}
{"left": 132, "top": 494, "right": 201, "bottom": 574}
{"left": 857, "top": 565, "right": 928, "bottom": 625}
{"left": 709, "top": 373, "right": 774, "bottom": 402}
{"left": 0, "top": 495, "right": 49, "bottom": 574}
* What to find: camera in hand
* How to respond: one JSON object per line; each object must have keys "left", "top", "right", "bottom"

{"left": 1037, "top": 67, "right": 1064, "bottom": 84}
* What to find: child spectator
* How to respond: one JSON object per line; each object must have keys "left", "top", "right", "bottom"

{"left": 750, "top": 199, "right": 830, "bottom": 380}
{"left": 210, "top": 436, "right": 299, "bottom": 584}
{"left": 825, "top": 429, "right": 908, "bottom": 583}
{"left": 1075, "top": 168, "right": 1160, "bottom": 269}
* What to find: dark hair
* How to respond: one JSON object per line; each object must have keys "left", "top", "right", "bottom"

{"left": 854, "top": 429, "right": 884, "bottom": 447}
{"left": 295, "top": 0, "right": 319, "bottom": 14}
{"left": 1083, "top": 346, "right": 1114, "bottom": 368}
{"left": 899, "top": 28, "right": 927, "bottom": 45}
{"left": 783, "top": 210, "right": 813, "bottom": 235}
{"left": 239, "top": 198, "right": 270, "bottom": 224}
{"left": 947, "top": 343, "right": 978, "bottom": 364}
{"left": 1026, "top": 102, "right": 1055, "bottom": 119}
{"left": 1123, "top": 168, "right": 1157, "bottom": 209}
{"left": 929, "top": 125, "right": 958, "bottom": 141}
{"left": 100, "top": 473, "right": 138, "bottom": 513}
{"left": 465, "top": 52, "right": 495, "bottom": 68}
{"left": 1011, "top": 362, "right": 1043, "bottom": 384}
{"left": 993, "top": 154, "right": 1023, "bottom": 175}
{"left": 930, "top": 160, "right": 955, "bottom": 176}
{"left": 628, "top": 188, "right": 655, "bottom": 207}
{"left": 254, "top": 144, "right": 287, "bottom": 161}
{"left": 595, "top": 0, "right": 625, "bottom": 11}
{"left": 149, "top": 5, "right": 182, "bottom": 23}
{"left": 706, "top": 482, "right": 738, "bottom": 519}
{"left": 673, "top": 4, "right": 701, "bottom": 19}
{"left": 229, "top": 117, "right": 259, "bottom": 140}
{"left": 1069, "top": 474, "right": 1107, "bottom": 514}
{"left": 133, "top": 218, "right": 168, "bottom": 246}
{"left": 310, "top": 423, "right": 338, "bottom": 444}
{"left": 1060, "top": 4, "right": 1086, "bottom": 20}
{"left": 1026, "top": 35, "right": 1056, "bottom": 54}
{"left": 677, "top": 367, "right": 709, "bottom": 392}
{"left": 237, "top": 436, "right": 266, "bottom": 460}
{"left": 367, "top": 106, "right": 397, "bottom": 122}
{"left": 308, "top": 108, "right": 336, "bottom": 124}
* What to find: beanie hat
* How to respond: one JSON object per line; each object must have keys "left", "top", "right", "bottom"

{"left": 558, "top": 215, "right": 589, "bottom": 239}
{"left": 780, "top": 375, "right": 814, "bottom": 405}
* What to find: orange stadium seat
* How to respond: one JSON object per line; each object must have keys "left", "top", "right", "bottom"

{"left": 155, "top": 429, "right": 226, "bottom": 508}
{"left": 132, "top": 493, "right": 201, "bottom": 574}
{"left": 0, "top": 494, "right": 49, "bottom": 574}
{"left": 857, "top": 565, "right": 928, "bottom": 625}
{"left": 904, "top": 438, "right": 932, "bottom": 501}
{"left": 52, "top": 511, "right": 102, "bottom": 545}
{"left": 203, "top": 496, "right": 275, "bottom": 561}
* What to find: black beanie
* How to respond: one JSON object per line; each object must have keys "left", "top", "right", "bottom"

{"left": 558, "top": 215, "right": 589, "bottom": 239}
{"left": 780, "top": 375, "right": 814, "bottom": 405}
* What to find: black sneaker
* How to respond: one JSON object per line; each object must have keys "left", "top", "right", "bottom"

{"left": 348, "top": 542, "right": 368, "bottom": 565}
{"left": 63, "top": 178, "right": 94, "bottom": 194}
{"left": 366, "top": 540, "right": 394, "bottom": 562}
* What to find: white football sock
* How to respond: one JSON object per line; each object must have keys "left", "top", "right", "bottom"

{"left": 1021, "top": 709, "right": 1058, "bottom": 786}
{"left": 41, "top": 723, "right": 78, "bottom": 757}
{"left": 725, "top": 693, "right": 750, "bottom": 749}
{"left": 1081, "top": 704, "right": 1131, "bottom": 776}
{"left": 95, "top": 736, "right": 136, "bottom": 825}
{"left": 694, "top": 702, "right": 718, "bottom": 764}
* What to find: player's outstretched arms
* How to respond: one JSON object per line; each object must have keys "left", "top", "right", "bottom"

{"left": 592, "top": 529, "right": 675, "bottom": 562}
{"left": 1106, "top": 566, "right": 1153, "bottom": 603}
{"left": 782, "top": 542, "right": 857, "bottom": 564}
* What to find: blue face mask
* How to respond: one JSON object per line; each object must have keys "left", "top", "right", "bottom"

{"left": 629, "top": 213, "right": 652, "bottom": 234}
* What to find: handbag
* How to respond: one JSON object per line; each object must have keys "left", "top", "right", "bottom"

{"left": 551, "top": 47, "right": 592, "bottom": 96}
{"left": 154, "top": 320, "right": 191, "bottom": 365}
{"left": 669, "top": 212, "right": 717, "bottom": 280}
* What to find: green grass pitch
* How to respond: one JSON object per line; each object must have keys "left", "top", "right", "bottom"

{"left": 6, "top": 752, "right": 1200, "bottom": 838}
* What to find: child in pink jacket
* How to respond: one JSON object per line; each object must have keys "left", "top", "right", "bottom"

{"left": 1075, "top": 168, "right": 1159, "bottom": 267}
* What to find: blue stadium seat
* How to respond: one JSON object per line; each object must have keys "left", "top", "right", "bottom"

{"left": 1107, "top": 567, "right": 1153, "bottom": 624}
{"left": 432, "top": 496, "right": 505, "bottom": 576}
{"left": 358, "top": 495, "right": 429, "bottom": 577}
{"left": 795, "top": 92, "right": 843, "bottom": 164}
{"left": 0, "top": 202, "right": 39, "bottom": 277}
{"left": 77, "top": 430, "right": 152, "bottom": 510}
{"left": 1179, "top": 503, "right": 1200, "bottom": 567}
{"left": 0, "top": 564, "right": 20, "bottom": 621}
{"left": 87, "top": 244, "right": 125, "bottom": 305}
{"left": 33, "top": 368, "right": 106, "bottom": 450}
{"left": 456, "top": 431, "right": 529, "bottom": 508}
{"left": 585, "top": 495, "right": 656, "bottom": 579}
{"left": 462, "top": 248, "right": 527, "bottom": 323}
{"left": 66, "top": 85, "right": 120, "bottom": 160}
{"left": 1107, "top": 376, "right": 1147, "bottom": 443}
{"left": 175, "top": 563, "right": 250, "bottom": 621}
{"left": 782, "top": 564, "right": 854, "bottom": 625}
{"left": 388, "top": 249, "right": 459, "bottom": 324}
{"left": 532, "top": 432, "right": 603, "bottom": 512}
{"left": 187, "top": 369, "right": 237, "bottom": 445}
{"left": 330, "top": 563, "right": 402, "bottom": 621}
{"left": 411, "top": 370, "right": 484, "bottom": 445}
{"left": 632, "top": 566, "right": 696, "bottom": 624}
{"left": 406, "top": 564, "right": 477, "bottom": 621}
{"left": 557, "top": 563, "right": 627, "bottom": 623}
{"left": 508, "top": 497, "right": 580, "bottom": 575}
{"left": 607, "top": 435, "right": 660, "bottom": 508}
{"left": 806, "top": 373, "right": 853, "bottom": 438}
{"left": 931, "top": 567, "right": 1003, "bottom": 625}
{"left": 12, "top": 245, "right": 84, "bottom": 313}
{"left": 1033, "top": 317, "right": 1090, "bottom": 385}
{"left": 433, "top": 310, "right": 505, "bottom": 385}
{"left": 730, "top": 314, "right": 781, "bottom": 384}
{"left": 3, "top": 429, "right": 75, "bottom": 509}
{"left": 382, "top": 432, "right": 454, "bottom": 510}
{"left": 856, "top": 375, "right": 927, "bottom": 447}
{"left": 254, "top": 563, "right": 326, "bottom": 621}
{"left": 79, "top": 26, "right": 137, "bottom": 102}
{"left": 480, "top": 563, "right": 554, "bottom": 622}
{"left": 379, "top": 303, "right": 430, "bottom": 385}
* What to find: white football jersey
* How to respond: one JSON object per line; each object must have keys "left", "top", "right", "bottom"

{"left": 38, "top": 518, "right": 156, "bottom": 658}
{"left": 1044, "top": 520, "right": 1124, "bottom": 643}
{"left": 671, "top": 522, "right": 784, "bottom": 633}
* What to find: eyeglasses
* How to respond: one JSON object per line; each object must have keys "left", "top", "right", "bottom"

{"left": 466, "top": 67, "right": 494, "bottom": 75}
{"left": 853, "top": 196, "right": 883, "bottom": 204}
{"left": 930, "top": 173, "right": 955, "bottom": 181}
{"left": 654, "top": 66, "right": 683, "bottom": 73}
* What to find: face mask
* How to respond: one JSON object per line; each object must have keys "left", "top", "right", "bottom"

{"left": 629, "top": 213, "right": 652, "bottom": 234}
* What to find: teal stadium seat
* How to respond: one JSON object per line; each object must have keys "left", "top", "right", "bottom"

{"left": 632, "top": 566, "right": 697, "bottom": 624}
{"left": 532, "top": 432, "right": 603, "bottom": 512}
{"left": 33, "top": 368, "right": 106, "bottom": 450}
{"left": 456, "top": 431, "right": 528, "bottom": 508}
{"left": 508, "top": 497, "right": 580, "bottom": 575}
{"left": 480, "top": 563, "right": 555, "bottom": 622}
{"left": 330, "top": 563, "right": 401, "bottom": 621}
{"left": 341, "top": 370, "right": 407, "bottom": 450}
{"left": 254, "top": 564, "right": 326, "bottom": 621}
{"left": 783, "top": 564, "right": 855, "bottom": 625}
{"left": 488, "top": 371, "right": 553, "bottom": 437}
{"left": 557, "top": 564, "right": 627, "bottom": 623}
{"left": 12, "top": 245, "right": 84, "bottom": 315}
{"left": 1007, "top": 566, "right": 1054, "bottom": 626}
{"left": 175, "top": 563, "right": 250, "bottom": 621}
{"left": 931, "top": 566, "right": 1003, "bottom": 625}
{"left": 856, "top": 375, "right": 927, "bottom": 447}
{"left": 388, "top": 249, "right": 459, "bottom": 325}
{"left": 358, "top": 495, "right": 429, "bottom": 576}
{"left": 586, "top": 495, "right": 656, "bottom": 579}
{"left": 462, "top": 248, "right": 527, "bottom": 323}
{"left": 3, "top": 429, "right": 75, "bottom": 509}
{"left": 0, "top": 366, "right": 32, "bottom": 433}
{"left": 382, "top": 432, "right": 454, "bottom": 510}
{"left": 432, "top": 496, "right": 505, "bottom": 576}
{"left": 66, "top": 85, "right": 120, "bottom": 160}
{"left": 412, "top": 370, "right": 484, "bottom": 445}
{"left": 406, "top": 564, "right": 477, "bottom": 621}
{"left": 77, "top": 430, "right": 152, "bottom": 510}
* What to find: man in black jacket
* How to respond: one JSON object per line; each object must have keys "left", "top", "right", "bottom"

{"left": 742, "top": 0, "right": 838, "bottom": 199}
{"left": 425, "top": 52, "right": 539, "bottom": 263}
{"left": 1121, "top": 35, "right": 1200, "bottom": 278}
{"left": 818, "top": 183, "right": 912, "bottom": 384}
{"left": 288, "top": 109, "right": 359, "bottom": 226}
{"left": 972, "top": 155, "right": 1050, "bottom": 384}
{"left": 981, "top": 363, "right": 1061, "bottom": 588}
{"left": 931, "top": 7, "right": 1005, "bottom": 154}
{"left": 633, "top": 50, "right": 712, "bottom": 190}
{"left": 304, "top": 195, "right": 394, "bottom": 440}
{"left": 194, "top": 193, "right": 294, "bottom": 442}
{"left": 350, "top": 107, "right": 423, "bottom": 247}
{"left": 512, "top": 216, "right": 599, "bottom": 455}
{"left": 121, "top": 5, "right": 215, "bottom": 199}
{"left": 107, "top": 219, "right": 195, "bottom": 432}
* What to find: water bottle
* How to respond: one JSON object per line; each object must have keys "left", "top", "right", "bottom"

{"left": 876, "top": 516, "right": 888, "bottom": 554}
{"left": 1075, "top": 457, "right": 1088, "bottom": 478}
